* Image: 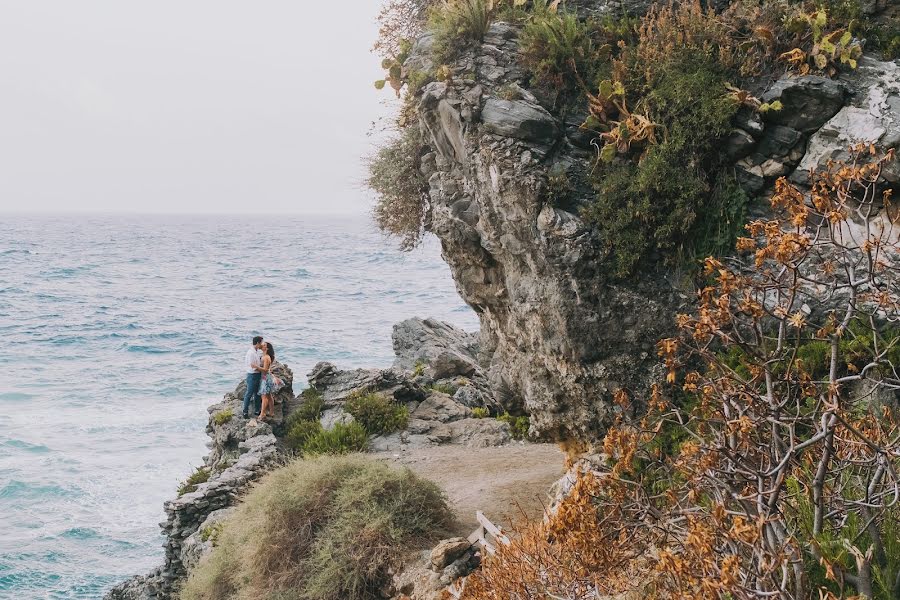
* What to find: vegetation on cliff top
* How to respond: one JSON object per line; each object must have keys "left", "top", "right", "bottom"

{"left": 368, "top": 0, "right": 876, "bottom": 277}
{"left": 460, "top": 148, "right": 900, "bottom": 599}
{"left": 180, "top": 454, "right": 454, "bottom": 600}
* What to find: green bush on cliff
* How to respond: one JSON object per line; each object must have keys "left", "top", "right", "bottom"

{"left": 290, "top": 388, "right": 325, "bottom": 424}
{"left": 285, "top": 419, "right": 323, "bottom": 451}
{"left": 582, "top": 43, "right": 745, "bottom": 276}
{"left": 180, "top": 455, "right": 454, "bottom": 600}
{"left": 302, "top": 421, "right": 370, "bottom": 455}
{"left": 211, "top": 409, "right": 233, "bottom": 426}
{"left": 344, "top": 392, "right": 409, "bottom": 436}
{"left": 519, "top": 2, "right": 603, "bottom": 109}
{"left": 367, "top": 126, "right": 429, "bottom": 251}
{"left": 177, "top": 466, "right": 211, "bottom": 497}
{"left": 428, "top": 0, "right": 494, "bottom": 61}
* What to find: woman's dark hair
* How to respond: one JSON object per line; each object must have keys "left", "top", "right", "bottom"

{"left": 252, "top": 335, "right": 263, "bottom": 345}
{"left": 266, "top": 343, "right": 275, "bottom": 361}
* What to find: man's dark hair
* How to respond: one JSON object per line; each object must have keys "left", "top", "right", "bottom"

{"left": 252, "top": 336, "right": 263, "bottom": 345}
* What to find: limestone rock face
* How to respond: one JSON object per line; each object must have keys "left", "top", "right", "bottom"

{"left": 760, "top": 75, "right": 848, "bottom": 133}
{"left": 392, "top": 317, "right": 481, "bottom": 378}
{"left": 406, "top": 20, "right": 900, "bottom": 443}
{"left": 795, "top": 57, "right": 900, "bottom": 185}
{"left": 302, "top": 359, "right": 512, "bottom": 451}
{"left": 411, "top": 23, "right": 682, "bottom": 441}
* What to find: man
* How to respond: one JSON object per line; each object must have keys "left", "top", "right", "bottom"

{"left": 242, "top": 336, "right": 264, "bottom": 419}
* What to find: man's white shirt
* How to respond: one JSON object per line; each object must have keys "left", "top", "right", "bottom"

{"left": 245, "top": 347, "right": 263, "bottom": 374}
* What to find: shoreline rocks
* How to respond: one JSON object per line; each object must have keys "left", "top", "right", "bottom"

{"left": 105, "top": 318, "right": 514, "bottom": 599}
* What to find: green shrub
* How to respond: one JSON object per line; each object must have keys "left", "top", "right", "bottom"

{"left": 344, "top": 393, "right": 409, "bottom": 436}
{"left": 582, "top": 54, "right": 741, "bottom": 276}
{"left": 794, "top": 340, "right": 831, "bottom": 379}
{"left": 520, "top": 2, "right": 603, "bottom": 109}
{"left": 178, "top": 466, "right": 211, "bottom": 496}
{"left": 367, "top": 126, "right": 429, "bottom": 251}
{"left": 497, "top": 413, "right": 530, "bottom": 440}
{"left": 412, "top": 360, "right": 426, "bottom": 377}
{"left": 212, "top": 409, "right": 233, "bottom": 426}
{"left": 181, "top": 455, "right": 454, "bottom": 600}
{"left": 302, "top": 422, "right": 370, "bottom": 455}
{"left": 472, "top": 407, "right": 490, "bottom": 418}
{"left": 429, "top": 382, "right": 456, "bottom": 395}
{"left": 429, "top": 0, "right": 494, "bottom": 61}
{"left": 287, "top": 388, "right": 325, "bottom": 427}
{"left": 286, "top": 420, "right": 324, "bottom": 452}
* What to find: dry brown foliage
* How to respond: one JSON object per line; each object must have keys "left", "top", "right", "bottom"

{"left": 459, "top": 148, "right": 900, "bottom": 599}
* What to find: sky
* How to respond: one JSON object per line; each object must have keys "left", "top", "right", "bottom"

{"left": 0, "top": 1, "right": 400, "bottom": 214}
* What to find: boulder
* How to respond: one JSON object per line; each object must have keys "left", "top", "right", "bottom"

{"left": 430, "top": 538, "right": 472, "bottom": 571}
{"left": 760, "top": 75, "right": 847, "bottom": 133}
{"left": 794, "top": 57, "right": 900, "bottom": 185}
{"left": 481, "top": 98, "right": 560, "bottom": 143}
{"left": 392, "top": 318, "right": 481, "bottom": 379}
{"left": 307, "top": 361, "right": 426, "bottom": 405}
{"left": 757, "top": 125, "right": 803, "bottom": 159}
{"left": 725, "top": 128, "right": 756, "bottom": 160}
{"left": 410, "top": 393, "right": 471, "bottom": 423}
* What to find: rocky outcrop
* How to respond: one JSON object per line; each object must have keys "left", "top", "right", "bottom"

{"left": 794, "top": 57, "right": 900, "bottom": 185}
{"left": 105, "top": 366, "right": 293, "bottom": 600}
{"left": 107, "top": 320, "right": 520, "bottom": 599}
{"left": 390, "top": 538, "right": 481, "bottom": 600}
{"left": 304, "top": 362, "right": 512, "bottom": 452}
{"left": 410, "top": 23, "right": 686, "bottom": 441}
{"left": 406, "top": 16, "right": 900, "bottom": 442}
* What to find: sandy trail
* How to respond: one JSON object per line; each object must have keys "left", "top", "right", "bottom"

{"left": 375, "top": 443, "right": 566, "bottom": 535}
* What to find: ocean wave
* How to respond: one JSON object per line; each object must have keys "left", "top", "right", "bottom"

{"left": 1, "top": 439, "right": 51, "bottom": 453}
{"left": 122, "top": 344, "right": 175, "bottom": 354}
{"left": 0, "top": 480, "right": 74, "bottom": 500}
{"left": 59, "top": 527, "right": 99, "bottom": 540}
{"left": 0, "top": 392, "right": 37, "bottom": 401}
{"left": 0, "top": 214, "right": 478, "bottom": 598}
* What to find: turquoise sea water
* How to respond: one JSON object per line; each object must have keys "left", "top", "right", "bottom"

{"left": 0, "top": 214, "right": 478, "bottom": 599}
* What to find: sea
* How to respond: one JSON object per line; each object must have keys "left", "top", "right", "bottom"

{"left": 0, "top": 213, "right": 478, "bottom": 599}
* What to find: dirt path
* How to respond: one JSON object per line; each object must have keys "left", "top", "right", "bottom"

{"left": 375, "top": 443, "right": 565, "bottom": 535}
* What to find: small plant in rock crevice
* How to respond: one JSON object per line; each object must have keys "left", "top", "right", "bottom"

{"left": 177, "top": 466, "right": 211, "bottom": 496}
{"left": 212, "top": 409, "right": 233, "bottom": 426}
{"left": 429, "top": 382, "right": 457, "bottom": 395}
{"left": 472, "top": 407, "right": 490, "bottom": 418}
{"left": 428, "top": 0, "right": 495, "bottom": 62}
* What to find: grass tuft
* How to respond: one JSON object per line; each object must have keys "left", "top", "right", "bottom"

{"left": 180, "top": 454, "right": 454, "bottom": 600}
{"left": 178, "top": 466, "right": 211, "bottom": 496}
{"left": 212, "top": 409, "right": 233, "bottom": 426}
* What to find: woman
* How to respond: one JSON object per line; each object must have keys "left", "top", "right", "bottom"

{"left": 256, "top": 342, "right": 283, "bottom": 421}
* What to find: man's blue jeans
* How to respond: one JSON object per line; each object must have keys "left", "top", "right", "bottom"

{"left": 243, "top": 372, "right": 261, "bottom": 417}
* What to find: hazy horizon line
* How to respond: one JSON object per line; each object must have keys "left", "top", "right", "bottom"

{"left": 0, "top": 209, "right": 371, "bottom": 217}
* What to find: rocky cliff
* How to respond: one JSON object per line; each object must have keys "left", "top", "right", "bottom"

{"left": 404, "top": 11, "right": 900, "bottom": 442}
{"left": 105, "top": 319, "right": 510, "bottom": 600}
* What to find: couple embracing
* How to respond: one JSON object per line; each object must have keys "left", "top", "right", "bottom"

{"left": 243, "top": 335, "right": 284, "bottom": 423}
